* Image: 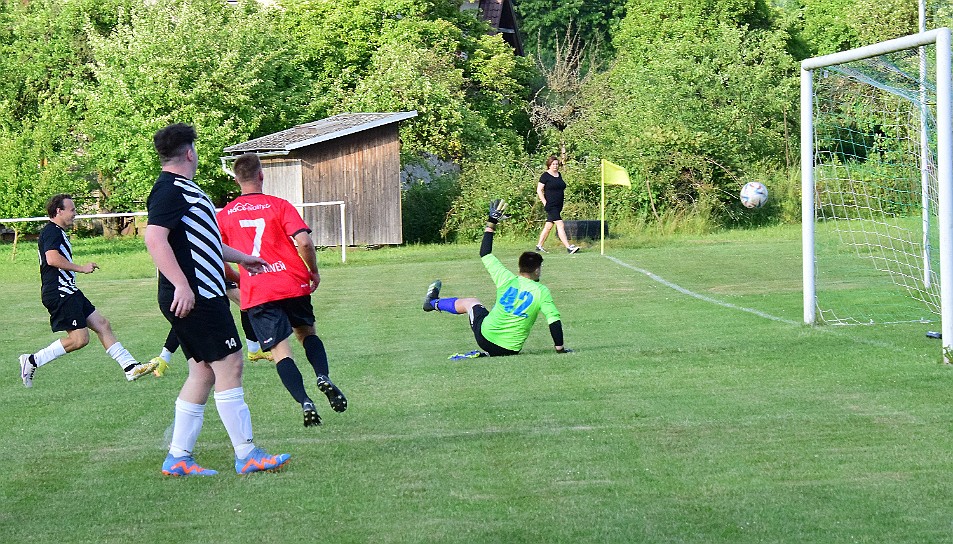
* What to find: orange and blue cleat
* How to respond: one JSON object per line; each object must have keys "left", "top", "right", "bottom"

{"left": 235, "top": 448, "right": 290, "bottom": 475}
{"left": 161, "top": 453, "right": 218, "bottom": 477}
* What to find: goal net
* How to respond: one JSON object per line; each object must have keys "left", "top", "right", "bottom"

{"left": 801, "top": 29, "right": 953, "bottom": 357}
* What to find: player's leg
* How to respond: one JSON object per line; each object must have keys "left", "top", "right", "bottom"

{"left": 87, "top": 309, "right": 156, "bottom": 380}
{"left": 537, "top": 221, "right": 554, "bottom": 251}
{"left": 152, "top": 328, "right": 179, "bottom": 377}
{"left": 21, "top": 294, "right": 89, "bottom": 387}
{"left": 227, "top": 284, "right": 272, "bottom": 362}
{"left": 242, "top": 310, "right": 273, "bottom": 362}
{"left": 269, "top": 336, "right": 321, "bottom": 427}
{"left": 293, "top": 323, "right": 347, "bottom": 414}
{"left": 553, "top": 219, "right": 579, "bottom": 253}
{"left": 211, "top": 351, "right": 290, "bottom": 473}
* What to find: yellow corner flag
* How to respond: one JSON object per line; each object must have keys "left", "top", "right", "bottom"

{"left": 601, "top": 159, "right": 631, "bottom": 187}
{"left": 600, "top": 159, "right": 631, "bottom": 256}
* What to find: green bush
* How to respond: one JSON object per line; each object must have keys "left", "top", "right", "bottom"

{"left": 402, "top": 174, "right": 460, "bottom": 244}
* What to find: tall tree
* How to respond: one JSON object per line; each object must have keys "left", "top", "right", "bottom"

{"left": 512, "top": 0, "right": 626, "bottom": 62}
{"left": 80, "top": 0, "right": 309, "bottom": 209}
{"left": 568, "top": 0, "right": 797, "bottom": 220}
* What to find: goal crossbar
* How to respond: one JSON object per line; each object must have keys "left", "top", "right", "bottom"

{"left": 801, "top": 27, "right": 953, "bottom": 361}
{"left": 0, "top": 201, "right": 348, "bottom": 263}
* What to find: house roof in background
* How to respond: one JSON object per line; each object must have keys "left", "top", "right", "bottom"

{"left": 223, "top": 111, "right": 418, "bottom": 155}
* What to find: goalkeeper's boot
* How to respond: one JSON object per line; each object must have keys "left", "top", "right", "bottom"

{"left": 567, "top": 244, "right": 580, "bottom": 254}
{"left": 125, "top": 360, "right": 158, "bottom": 381}
{"left": 19, "top": 354, "right": 36, "bottom": 388}
{"left": 302, "top": 401, "right": 322, "bottom": 427}
{"left": 247, "top": 348, "right": 274, "bottom": 362}
{"left": 317, "top": 375, "right": 348, "bottom": 413}
{"left": 448, "top": 350, "right": 490, "bottom": 361}
{"left": 235, "top": 448, "right": 290, "bottom": 475}
{"left": 422, "top": 279, "right": 442, "bottom": 312}
{"left": 162, "top": 453, "right": 218, "bottom": 477}
{"left": 152, "top": 357, "right": 170, "bottom": 377}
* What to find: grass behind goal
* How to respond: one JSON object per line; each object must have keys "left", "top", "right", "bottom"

{"left": 2, "top": 227, "right": 953, "bottom": 543}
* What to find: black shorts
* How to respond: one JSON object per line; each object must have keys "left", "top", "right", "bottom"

{"left": 43, "top": 291, "right": 96, "bottom": 332}
{"left": 468, "top": 305, "right": 519, "bottom": 357}
{"left": 544, "top": 205, "right": 563, "bottom": 222}
{"left": 246, "top": 296, "right": 316, "bottom": 351}
{"left": 159, "top": 295, "right": 241, "bottom": 363}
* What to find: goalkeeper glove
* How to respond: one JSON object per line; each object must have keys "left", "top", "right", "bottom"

{"left": 488, "top": 199, "right": 508, "bottom": 224}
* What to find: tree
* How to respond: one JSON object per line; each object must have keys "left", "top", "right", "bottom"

{"left": 279, "top": 0, "right": 533, "bottom": 160}
{"left": 527, "top": 26, "right": 602, "bottom": 162}
{"left": 512, "top": 0, "right": 626, "bottom": 62}
{"left": 566, "top": 0, "right": 797, "bottom": 222}
{"left": 80, "top": 0, "right": 310, "bottom": 210}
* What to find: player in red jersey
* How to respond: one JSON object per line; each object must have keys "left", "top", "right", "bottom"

{"left": 218, "top": 153, "right": 347, "bottom": 427}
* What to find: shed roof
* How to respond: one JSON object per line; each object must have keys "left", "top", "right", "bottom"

{"left": 223, "top": 111, "right": 418, "bottom": 155}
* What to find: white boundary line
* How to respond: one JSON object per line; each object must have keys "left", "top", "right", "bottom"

{"left": 604, "top": 255, "right": 800, "bottom": 326}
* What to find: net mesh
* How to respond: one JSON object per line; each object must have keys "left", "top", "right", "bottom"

{"left": 812, "top": 44, "right": 941, "bottom": 325}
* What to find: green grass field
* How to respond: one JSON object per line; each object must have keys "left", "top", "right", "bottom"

{"left": 2, "top": 226, "right": 952, "bottom": 543}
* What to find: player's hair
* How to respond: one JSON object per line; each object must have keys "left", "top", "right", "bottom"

{"left": 233, "top": 153, "right": 262, "bottom": 183}
{"left": 518, "top": 251, "right": 543, "bottom": 274}
{"left": 153, "top": 123, "right": 197, "bottom": 164}
{"left": 545, "top": 155, "right": 560, "bottom": 168}
{"left": 46, "top": 193, "right": 71, "bottom": 218}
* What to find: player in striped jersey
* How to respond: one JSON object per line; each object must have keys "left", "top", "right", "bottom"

{"left": 18, "top": 194, "right": 157, "bottom": 388}
{"left": 147, "top": 123, "right": 289, "bottom": 476}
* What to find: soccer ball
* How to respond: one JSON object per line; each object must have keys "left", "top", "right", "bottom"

{"left": 740, "top": 181, "right": 768, "bottom": 209}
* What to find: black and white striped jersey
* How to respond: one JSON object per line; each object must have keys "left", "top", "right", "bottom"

{"left": 38, "top": 221, "right": 78, "bottom": 300}
{"left": 147, "top": 171, "right": 226, "bottom": 300}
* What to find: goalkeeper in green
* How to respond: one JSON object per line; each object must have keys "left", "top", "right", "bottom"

{"left": 422, "top": 199, "right": 571, "bottom": 356}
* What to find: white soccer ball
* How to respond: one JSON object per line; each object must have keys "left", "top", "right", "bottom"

{"left": 740, "top": 181, "right": 768, "bottom": 209}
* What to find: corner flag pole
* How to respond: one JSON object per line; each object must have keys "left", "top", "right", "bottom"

{"left": 600, "top": 161, "right": 606, "bottom": 255}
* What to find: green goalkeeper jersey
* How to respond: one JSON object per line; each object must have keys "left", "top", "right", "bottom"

{"left": 480, "top": 254, "right": 561, "bottom": 352}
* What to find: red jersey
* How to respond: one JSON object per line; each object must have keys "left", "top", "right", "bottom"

{"left": 218, "top": 193, "right": 313, "bottom": 310}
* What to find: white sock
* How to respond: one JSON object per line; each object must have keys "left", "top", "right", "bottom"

{"left": 169, "top": 398, "right": 205, "bottom": 458}
{"left": 214, "top": 387, "right": 255, "bottom": 459}
{"left": 246, "top": 340, "right": 261, "bottom": 353}
{"left": 159, "top": 347, "right": 173, "bottom": 364}
{"left": 33, "top": 339, "right": 67, "bottom": 367}
{"left": 106, "top": 341, "right": 138, "bottom": 370}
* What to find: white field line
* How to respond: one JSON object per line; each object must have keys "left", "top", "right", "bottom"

{"left": 604, "top": 255, "right": 921, "bottom": 352}
{"left": 604, "top": 255, "right": 803, "bottom": 326}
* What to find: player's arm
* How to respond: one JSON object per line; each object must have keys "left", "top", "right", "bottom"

{"left": 145, "top": 224, "right": 195, "bottom": 318}
{"left": 293, "top": 230, "right": 321, "bottom": 293}
{"left": 45, "top": 250, "right": 97, "bottom": 274}
{"left": 541, "top": 291, "right": 571, "bottom": 353}
{"left": 481, "top": 199, "right": 508, "bottom": 257}
{"left": 224, "top": 262, "right": 241, "bottom": 284}
{"left": 537, "top": 181, "right": 547, "bottom": 206}
{"left": 549, "top": 320, "right": 569, "bottom": 353}
{"left": 222, "top": 244, "right": 268, "bottom": 274}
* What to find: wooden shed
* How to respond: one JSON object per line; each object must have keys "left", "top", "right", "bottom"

{"left": 222, "top": 111, "right": 417, "bottom": 247}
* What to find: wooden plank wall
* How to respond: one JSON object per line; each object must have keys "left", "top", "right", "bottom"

{"left": 297, "top": 126, "right": 403, "bottom": 246}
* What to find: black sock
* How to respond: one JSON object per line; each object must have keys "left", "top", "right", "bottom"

{"left": 275, "top": 357, "right": 310, "bottom": 405}
{"left": 303, "top": 335, "right": 330, "bottom": 377}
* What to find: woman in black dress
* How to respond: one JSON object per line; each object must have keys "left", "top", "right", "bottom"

{"left": 535, "top": 155, "right": 580, "bottom": 254}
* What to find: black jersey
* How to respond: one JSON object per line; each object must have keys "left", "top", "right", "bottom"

{"left": 147, "top": 171, "right": 226, "bottom": 300}
{"left": 539, "top": 171, "right": 566, "bottom": 209}
{"left": 38, "top": 221, "right": 78, "bottom": 301}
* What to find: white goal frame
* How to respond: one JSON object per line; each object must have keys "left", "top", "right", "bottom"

{"left": 801, "top": 28, "right": 953, "bottom": 361}
{"left": 0, "top": 201, "right": 348, "bottom": 263}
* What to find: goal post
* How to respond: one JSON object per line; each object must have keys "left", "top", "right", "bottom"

{"left": 801, "top": 28, "right": 953, "bottom": 362}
